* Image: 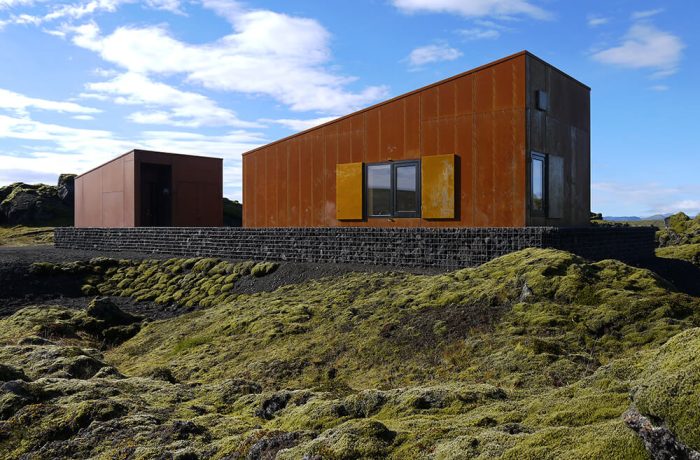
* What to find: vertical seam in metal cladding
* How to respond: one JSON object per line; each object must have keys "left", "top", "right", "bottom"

{"left": 322, "top": 131, "right": 327, "bottom": 227}
{"left": 285, "top": 145, "right": 290, "bottom": 227}
{"left": 418, "top": 90, "right": 423, "bottom": 226}
{"left": 436, "top": 84, "right": 441, "bottom": 157}
{"left": 512, "top": 60, "right": 517, "bottom": 226}
{"left": 491, "top": 68, "right": 496, "bottom": 225}
{"left": 471, "top": 75, "right": 476, "bottom": 225}
{"left": 264, "top": 150, "right": 269, "bottom": 227}
{"left": 403, "top": 97, "right": 407, "bottom": 162}
{"left": 524, "top": 56, "right": 530, "bottom": 226}
{"left": 122, "top": 159, "right": 126, "bottom": 227}
{"left": 99, "top": 168, "right": 104, "bottom": 227}
{"left": 253, "top": 154, "right": 258, "bottom": 227}
{"left": 298, "top": 143, "right": 302, "bottom": 227}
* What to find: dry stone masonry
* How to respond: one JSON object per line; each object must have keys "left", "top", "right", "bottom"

{"left": 55, "top": 226, "right": 656, "bottom": 269}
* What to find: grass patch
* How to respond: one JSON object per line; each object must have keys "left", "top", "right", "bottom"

{"left": 0, "top": 225, "right": 54, "bottom": 246}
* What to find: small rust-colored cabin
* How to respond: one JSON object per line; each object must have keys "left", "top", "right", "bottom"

{"left": 242, "top": 51, "right": 590, "bottom": 228}
{"left": 75, "top": 150, "right": 223, "bottom": 228}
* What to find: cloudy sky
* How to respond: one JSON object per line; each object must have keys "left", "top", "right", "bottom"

{"left": 0, "top": 0, "right": 697, "bottom": 216}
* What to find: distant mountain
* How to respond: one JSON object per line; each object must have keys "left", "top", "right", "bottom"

{"left": 604, "top": 216, "right": 641, "bottom": 221}
{"left": 645, "top": 213, "right": 674, "bottom": 221}
{"left": 604, "top": 213, "right": 677, "bottom": 222}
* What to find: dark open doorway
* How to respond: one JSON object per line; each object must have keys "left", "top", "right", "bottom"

{"left": 140, "top": 163, "right": 172, "bottom": 226}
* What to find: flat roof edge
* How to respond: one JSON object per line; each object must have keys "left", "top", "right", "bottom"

{"left": 76, "top": 149, "right": 223, "bottom": 179}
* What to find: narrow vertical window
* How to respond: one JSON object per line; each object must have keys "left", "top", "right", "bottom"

{"left": 367, "top": 164, "right": 391, "bottom": 216}
{"left": 531, "top": 153, "right": 545, "bottom": 214}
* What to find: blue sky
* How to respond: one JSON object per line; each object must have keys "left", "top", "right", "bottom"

{"left": 0, "top": 0, "right": 697, "bottom": 217}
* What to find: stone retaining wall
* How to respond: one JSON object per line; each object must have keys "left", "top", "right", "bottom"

{"left": 54, "top": 226, "right": 656, "bottom": 269}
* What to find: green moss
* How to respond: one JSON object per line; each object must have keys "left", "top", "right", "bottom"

{"left": 5, "top": 248, "right": 700, "bottom": 458}
{"left": 173, "top": 335, "right": 213, "bottom": 354}
{"left": 251, "top": 262, "right": 278, "bottom": 277}
{"left": 657, "top": 212, "right": 700, "bottom": 246}
{"left": 632, "top": 327, "right": 700, "bottom": 451}
{"left": 656, "top": 243, "right": 700, "bottom": 267}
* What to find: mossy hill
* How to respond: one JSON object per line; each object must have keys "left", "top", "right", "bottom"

{"left": 1, "top": 249, "right": 700, "bottom": 458}
{"left": 657, "top": 212, "right": 700, "bottom": 247}
{"left": 0, "top": 175, "right": 75, "bottom": 227}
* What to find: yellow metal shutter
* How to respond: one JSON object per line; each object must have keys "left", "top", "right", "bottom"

{"left": 336, "top": 162, "right": 363, "bottom": 220}
{"left": 421, "top": 154, "right": 456, "bottom": 219}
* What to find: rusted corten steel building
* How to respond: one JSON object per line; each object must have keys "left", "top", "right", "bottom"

{"left": 242, "top": 51, "right": 590, "bottom": 228}
{"left": 75, "top": 149, "right": 223, "bottom": 228}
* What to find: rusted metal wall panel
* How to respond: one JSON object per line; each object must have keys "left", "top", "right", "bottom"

{"left": 437, "top": 81, "right": 456, "bottom": 157}
{"left": 311, "top": 132, "right": 325, "bottom": 226}
{"left": 349, "top": 115, "right": 365, "bottom": 163}
{"left": 266, "top": 145, "right": 277, "bottom": 227}
{"left": 420, "top": 86, "right": 439, "bottom": 157}
{"left": 74, "top": 176, "right": 83, "bottom": 227}
{"left": 243, "top": 52, "right": 586, "bottom": 228}
{"left": 123, "top": 157, "right": 135, "bottom": 227}
{"left": 276, "top": 144, "right": 289, "bottom": 228}
{"left": 365, "top": 109, "right": 381, "bottom": 164}
{"left": 242, "top": 154, "right": 252, "bottom": 227}
{"left": 455, "top": 112, "right": 474, "bottom": 226}
{"left": 493, "top": 110, "right": 514, "bottom": 225}
{"left": 473, "top": 112, "right": 495, "bottom": 226}
{"left": 380, "top": 100, "right": 404, "bottom": 161}
{"left": 323, "top": 125, "right": 338, "bottom": 224}
{"left": 75, "top": 152, "right": 135, "bottom": 227}
{"left": 300, "top": 137, "right": 314, "bottom": 226}
{"left": 288, "top": 140, "right": 301, "bottom": 227}
{"left": 404, "top": 94, "right": 420, "bottom": 159}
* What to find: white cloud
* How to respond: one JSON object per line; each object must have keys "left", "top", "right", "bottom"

{"left": 0, "top": 112, "right": 263, "bottom": 199}
{"left": 72, "top": 114, "right": 95, "bottom": 120}
{"left": 2, "top": 0, "right": 183, "bottom": 27}
{"left": 62, "top": 9, "right": 388, "bottom": 115}
{"left": 659, "top": 200, "right": 700, "bottom": 216}
{"left": 391, "top": 0, "right": 551, "bottom": 20}
{"left": 587, "top": 15, "right": 609, "bottom": 27}
{"left": 458, "top": 27, "right": 500, "bottom": 39}
{"left": 649, "top": 84, "right": 669, "bottom": 91}
{"left": 261, "top": 116, "right": 338, "bottom": 132}
{"left": 85, "top": 72, "right": 259, "bottom": 128}
{"left": 592, "top": 182, "right": 700, "bottom": 217}
{"left": 0, "top": 88, "right": 101, "bottom": 115}
{"left": 631, "top": 9, "right": 664, "bottom": 20}
{"left": 408, "top": 43, "right": 462, "bottom": 68}
{"left": 592, "top": 22, "right": 684, "bottom": 78}
{"left": 0, "top": 0, "right": 37, "bottom": 9}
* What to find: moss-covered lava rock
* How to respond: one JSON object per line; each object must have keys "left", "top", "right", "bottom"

{"left": 1, "top": 248, "right": 699, "bottom": 458}
{"left": 657, "top": 212, "right": 700, "bottom": 247}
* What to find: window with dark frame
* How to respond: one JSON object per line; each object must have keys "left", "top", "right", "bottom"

{"left": 531, "top": 152, "right": 545, "bottom": 215}
{"left": 366, "top": 160, "right": 420, "bottom": 218}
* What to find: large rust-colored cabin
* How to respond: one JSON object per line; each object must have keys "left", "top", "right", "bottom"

{"left": 242, "top": 51, "right": 590, "bottom": 228}
{"left": 75, "top": 150, "right": 223, "bottom": 228}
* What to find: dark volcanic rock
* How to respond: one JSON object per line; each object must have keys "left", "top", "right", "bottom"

{"left": 624, "top": 407, "right": 700, "bottom": 460}
{"left": 86, "top": 297, "right": 142, "bottom": 326}
{"left": 0, "top": 174, "right": 75, "bottom": 226}
{"left": 0, "top": 364, "right": 29, "bottom": 382}
{"left": 56, "top": 174, "right": 76, "bottom": 202}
